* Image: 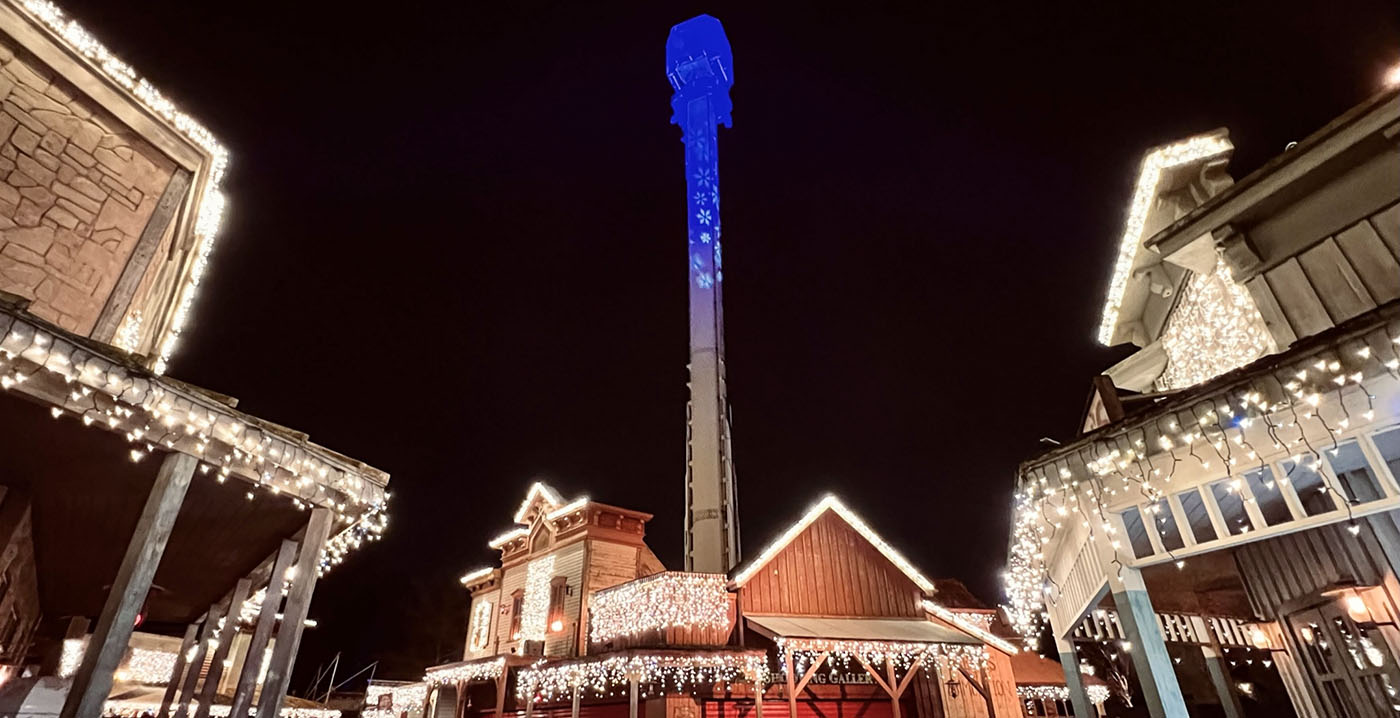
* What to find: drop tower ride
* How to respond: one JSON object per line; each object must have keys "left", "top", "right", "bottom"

{"left": 667, "top": 15, "right": 740, "bottom": 573}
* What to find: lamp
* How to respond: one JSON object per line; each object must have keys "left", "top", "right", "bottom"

{"left": 944, "top": 676, "right": 959, "bottom": 699}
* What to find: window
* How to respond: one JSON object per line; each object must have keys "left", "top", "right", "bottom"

{"left": 1209, "top": 479, "right": 1252, "bottom": 535}
{"left": 1177, "top": 488, "right": 1218, "bottom": 544}
{"left": 1281, "top": 457, "right": 1338, "bottom": 517}
{"left": 1371, "top": 428, "right": 1400, "bottom": 486}
{"left": 1148, "top": 498, "right": 1184, "bottom": 552}
{"left": 1120, "top": 507, "right": 1155, "bottom": 558}
{"left": 547, "top": 577, "right": 568, "bottom": 633}
{"left": 508, "top": 590, "right": 524, "bottom": 641}
{"left": 1327, "top": 441, "right": 1384, "bottom": 504}
{"left": 1244, "top": 466, "right": 1292, "bottom": 526}
{"left": 468, "top": 600, "right": 493, "bottom": 652}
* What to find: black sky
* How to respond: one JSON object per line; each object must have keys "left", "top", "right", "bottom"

{"left": 64, "top": 0, "right": 1400, "bottom": 689}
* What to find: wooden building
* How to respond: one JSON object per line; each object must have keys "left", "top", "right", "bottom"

{"left": 425, "top": 485, "right": 1030, "bottom": 718}
{"left": 0, "top": 1, "right": 390, "bottom": 717}
{"left": 1005, "top": 88, "right": 1400, "bottom": 718}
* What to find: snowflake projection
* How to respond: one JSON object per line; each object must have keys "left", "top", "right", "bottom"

{"left": 696, "top": 208, "right": 712, "bottom": 226}
{"left": 699, "top": 231, "right": 712, "bottom": 244}
{"left": 714, "top": 242, "right": 722, "bottom": 271}
{"left": 692, "top": 253, "right": 714, "bottom": 289}
{"left": 1157, "top": 257, "right": 1276, "bottom": 390}
{"left": 694, "top": 167, "right": 714, "bottom": 188}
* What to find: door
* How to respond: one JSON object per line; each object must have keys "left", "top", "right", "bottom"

{"left": 1288, "top": 603, "right": 1400, "bottom": 717}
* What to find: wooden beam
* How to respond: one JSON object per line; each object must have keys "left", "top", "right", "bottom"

{"left": 792, "top": 652, "right": 829, "bottom": 695}
{"left": 784, "top": 651, "right": 797, "bottom": 718}
{"left": 628, "top": 673, "right": 639, "bottom": 718}
{"left": 194, "top": 578, "right": 252, "bottom": 718}
{"left": 60, "top": 452, "right": 196, "bottom": 718}
{"left": 454, "top": 681, "right": 467, "bottom": 718}
{"left": 885, "top": 658, "right": 901, "bottom": 718}
{"left": 894, "top": 655, "right": 924, "bottom": 698}
{"left": 157, "top": 623, "right": 199, "bottom": 718}
{"left": 174, "top": 601, "right": 223, "bottom": 718}
{"left": 853, "top": 655, "right": 894, "bottom": 696}
{"left": 955, "top": 667, "right": 986, "bottom": 700}
{"left": 753, "top": 679, "right": 763, "bottom": 718}
{"left": 255, "top": 508, "right": 333, "bottom": 718}
{"left": 229, "top": 539, "right": 297, "bottom": 718}
{"left": 91, "top": 168, "right": 193, "bottom": 343}
{"left": 497, "top": 670, "right": 510, "bottom": 717}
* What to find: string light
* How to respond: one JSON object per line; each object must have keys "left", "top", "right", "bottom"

{"left": 520, "top": 555, "right": 556, "bottom": 641}
{"left": 121, "top": 647, "right": 178, "bottom": 684}
{"left": 922, "top": 601, "right": 1018, "bottom": 654}
{"left": 1017, "top": 685, "right": 1111, "bottom": 705}
{"left": 1157, "top": 258, "right": 1275, "bottom": 390}
{"left": 590, "top": 572, "right": 729, "bottom": 644}
{"left": 731, "top": 495, "right": 935, "bottom": 592}
{"left": 0, "top": 313, "right": 389, "bottom": 576}
{"left": 1097, "top": 132, "right": 1233, "bottom": 345}
{"left": 425, "top": 657, "right": 504, "bottom": 687}
{"left": 517, "top": 651, "right": 766, "bottom": 702}
{"left": 363, "top": 683, "right": 426, "bottom": 718}
{"left": 102, "top": 702, "right": 339, "bottom": 718}
{"left": 18, "top": 0, "right": 230, "bottom": 375}
{"left": 776, "top": 637, "right": 988, "bottom": 679}
{"left": 59, "top": 638, "right": 85, "bottom": 678}
{"left": 468, "top": 599, "right": 494, "bottom": 652}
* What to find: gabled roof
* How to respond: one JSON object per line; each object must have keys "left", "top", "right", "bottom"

{"left": 729, "top": 495, "right": 935, "bottom": 593}
{"left": 512, "top": 481, "right": 566, "bottom": 523}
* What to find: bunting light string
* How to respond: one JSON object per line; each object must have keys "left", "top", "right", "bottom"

{"left": 0, "top": 314, "right": 389, "bottom": 575}
{"left": 517, "top": 652, "right": 767, "bottom": 702}
{"left": 590, "top": 572, "right": 729, "bottom": 643}
{"left": 424, "top": 658, "right": 505, "bottom": 687}
{"left": 1004, "top": 321, "right": 1400, "bottom": 643}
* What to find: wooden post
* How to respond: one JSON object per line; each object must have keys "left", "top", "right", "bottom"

{"left": 230, "top": 539, "right": 298, "bottom": 718}
{"left": 752, "top": 677, "right": 763, "bottom": 718}
{"left": 570, "top": 683, "right": 581, "bottom": 718}
{"left": 628, "top": 673, "right": 639, "bottom": 718}
{"left": 157, "top": 623, "right": 200, "bottom": 718}
{"left": 884, "top": 658, "right": 901, "bottom": 718}
{"left": 524, "top": 693, "right": 535, "bottom": 718}
{"left": 1202, "top": 643, "right": 1244, "bottom": 718}
{"left": 786, "top": 651, "right": 828, "bottom": 718}
{"left": 194, "top": 578, "right": 252, "bottom": 718}
{"left": 175, "top": 603, "right": 224, "bottom": 718}
{"left": 1052, "top": 635, "right": 1093, "bottom": 718}
{"left": 61, "top": 452, "right": 196, "bottom": 718}
{"left": 255, "top": 508, "right": 333, "bottom": 718}
{"left": 496, "top": 670, "right": 510, "bottom": 717}
{"left": 454, "top": 681, "right": 467, "bottom": 718}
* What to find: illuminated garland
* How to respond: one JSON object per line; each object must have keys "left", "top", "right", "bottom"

{"left": 1005, "top": 321, "right": 1400, "bottom": 644}
{"left": 1017, "top": 685, "right": 1111, "bottom": 705}
{"left": 776, "top": 637, "right": 988, "bottom": 679}
{"left": 1157, "top": 258, "right": 1275, "bottom": 390}
{"left": 520, "top": 555, "right": 556, "bottom": 641}
{"left": 319, "top": 504, "right": 388, "bottom": 574}
{"left": 364, "top": 682, "right": 427, "bottom": 718}
{"left": 468, "top": 599, "right": 494, "bottom": 652}
{"left": 590, "top": 572, "right": 728, "bottom": 643}
{"left": 424, "top": 657, "right": 504, "bottom": 687}
{"left": 120, "top": 647, "right": 177, "bottom": 684}
{"left": 517, "top": 652, "right": 767, "bottom": 701}
{"left": 18, "top": 0, "right": 231, "bottom": 375}
{"left": 922, "top": 601, "right": 1018, "bottom": 654}
{"left": 103, "top": 702, "right": 339, "bottom": 718}
{"left": 1097, "top": 132, "right": 1232, "bottom": 345}
{"left": 59, "top": 637, "right": 84, "bottom": 678}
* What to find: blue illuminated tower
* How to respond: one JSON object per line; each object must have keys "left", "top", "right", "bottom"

{"left": 667, "top": 15, "right": 740, "bottom": 573}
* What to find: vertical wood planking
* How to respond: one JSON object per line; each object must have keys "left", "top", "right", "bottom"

{"left": 1297, "top": 238, "right": 1375, "bottom": 323}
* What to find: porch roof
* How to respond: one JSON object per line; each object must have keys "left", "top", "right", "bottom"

{"left": 746, "top": 615, "right": 979, "bottom": 646}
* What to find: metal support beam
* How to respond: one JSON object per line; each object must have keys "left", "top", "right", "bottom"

{"left": 255, "top": 508, "right": 333, "bottom": 718}
{"left": 158, "top": 623, "right": 200, "bottom": 718}
{"left": 230, "top": 539, "right": 297, "bottom": 718}
{"left": 195, "top": 578, "right": 252, "bottom": 718}
{"left": 60, "top": 452, "right": 196, "bottom": 718}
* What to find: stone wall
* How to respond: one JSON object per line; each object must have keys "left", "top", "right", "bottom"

{"left": 0, "top": 36, "right": 177, "bottom": 337}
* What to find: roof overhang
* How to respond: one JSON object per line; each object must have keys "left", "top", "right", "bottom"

{"left": 746, "top": 614, "right": 979, "bottom": 646}
{"left": 1097, "top": 131, "right": 1234, "bottom": 347}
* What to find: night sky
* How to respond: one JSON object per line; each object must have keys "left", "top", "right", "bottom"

{"left": 64, "top": 0, "right": 1400, "bottom": 691}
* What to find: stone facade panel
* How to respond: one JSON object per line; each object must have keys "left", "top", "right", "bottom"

{"left": 0, "top": 37, "right": 176, "bottom": 337}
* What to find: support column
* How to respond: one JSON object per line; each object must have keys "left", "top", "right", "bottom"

{"left": 1053, "top": 635, "right": 1094, "bottom": 718}
{"left": 1110, "top": 567, "right": 1189, "bottom": 718}
{"left": 175, "top": 603, "right": 224, "bottom": 718}
{"left": 751, "top": 677, "right": 762, "bottom": 718}
{"left": 195, "top": 578, "right": 252, "bottom": 718}
{"left": 570, "top": 683, "right": 581, "bottom": 718}
{"left": 1202, "top": 644, "right": 1243, "bottom": 718}
{"left": 230, "top": 539, "right": 298, "bottom": 718}
{"left": 158, "top": 623, "right": 200, "bottom": 718}
{"left": 628, "top": 673, "right": 639, "bottom": 718}
{"left": 255, "top": 508, "right": 333, "bottom": 718}
{"left": 60, "top": 452, "right": 197, "bottom": 718}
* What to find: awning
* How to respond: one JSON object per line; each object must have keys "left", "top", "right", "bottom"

{"left": 746, "top": 615, "right": 980, "bottom": 646}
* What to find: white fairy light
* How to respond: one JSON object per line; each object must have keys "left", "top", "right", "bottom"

{"left": 1097, "top": 133, "right": 1233, "bottom": 345}
{"left": 1017, "top": 684, "right": 1110, "bottom": 705}
{"left": 468, "top": 599, "right": 494, "bottom": 652}
{"left": 424, "top": 657, "right": 505, "bottom": 687}
{"left": 513, "top": 482, "right": 565, "bottom": 523}
{"left": 731, "top": 495, "right": 934, "bottom": 592}
{"left": 1157, "top": 258, "right": 1275, "bottom": 390}
{"left": 517, "top": 652, "right": 767, "bottom": 702}
{"left": 59, "top": 637, "right": 85, "bottom": 678}
{"left": 520, "top": 555, "right": 556, "bottom": 641}
{"left": 121, "top": 648, "right": 178, "bottom": 684}
{"left": 590, "top": 572, "right": 729, "bottom": 643}
{"left": 363, "top": 683, "right": 426, "bottom": 718}
{"left": 460, "top": 567, "right": 496, "bottom": 585}
{"left": 776, "top": 637, "right": 988, "bottom": 680}
{"left": 923, "top": 600, "right": 1018, "bottom": 654}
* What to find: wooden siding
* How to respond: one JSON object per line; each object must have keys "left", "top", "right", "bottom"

{"left": 544, "top": 541, "right": 587, "bottom": 657}
{"left": 1233, "top": 521, "right": 1388, "bottom": 620}
{"left": 1245, "top": 201, "right": 1400, "bottom": 349}
{"left": 740, "top": 511, "right": 924, "bottom": 618}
